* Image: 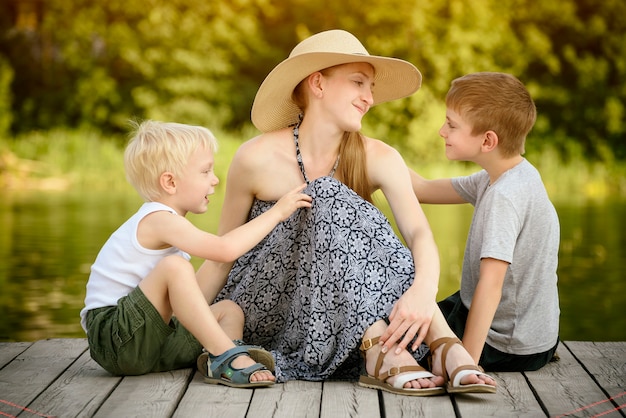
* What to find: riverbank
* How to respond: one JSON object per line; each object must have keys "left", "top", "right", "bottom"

{"left": 2, "top": 128, "right": 626, "bottom": 201}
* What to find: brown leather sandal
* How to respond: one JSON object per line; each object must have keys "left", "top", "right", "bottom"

{"left": 429, "top": 337, "right": 496, "bottom": 394}
{"left": 358, "top": 336, "right": 446, "bottom": 396}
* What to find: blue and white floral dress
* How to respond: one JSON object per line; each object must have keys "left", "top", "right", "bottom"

{"left": 216, "top": 128, "right": 426, "bottom": 382}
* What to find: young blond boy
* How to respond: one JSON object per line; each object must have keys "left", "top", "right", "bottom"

{"left": 80, "top": 120, "right": 311, "bottom": 386}
{"left": 412, "top": 72, "right": 560, "bottom": 371}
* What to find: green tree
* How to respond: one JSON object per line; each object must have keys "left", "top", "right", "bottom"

{"left": 1, "top": 0, "right": 272, "bottom": 133}
{"left": 511, "top": 0, "right": 626, "bottom": 159}
{"left": 0, "top": 56, "right": 13, "bottom": 137}
{"left": 1, "top": 0, "right": 624, "bottom": 163}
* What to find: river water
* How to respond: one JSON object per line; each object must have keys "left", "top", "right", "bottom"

{"left": 1, "top": 190, "right": 624, "bottom": 342}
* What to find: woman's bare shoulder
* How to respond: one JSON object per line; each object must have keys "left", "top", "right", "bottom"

{"left": 238, "top": 129, "right": 291, "bottom": 152}
{"left": 363, "top": 135, "right": 409, "bottom": 189}
{"left": 234, "top": 128, "right": 292, "bottom": 164}
{"left": 362, "top": 135, "right": 402, "bottom": 159}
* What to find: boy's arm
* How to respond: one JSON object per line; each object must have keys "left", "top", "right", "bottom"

{"left": 144, "top": 184, "right": 311, "bottom": 269}
{"left": 462, "top": 257, "right": 508, "bottom": 363}
{"left": 211, "top": 185, "right": 311, "bottom": 258}
{"left": 409, "top": 168, "right": 466, "bottom": 204}
{"left": 196, "top": 140, "right": 265, "bottom": 302}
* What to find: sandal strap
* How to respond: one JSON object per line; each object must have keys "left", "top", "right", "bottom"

{"left": 361, "top": 336, "right": 387, "bottom": 378}
{"left": 449, "top": 365, "right": 491, "bottom": 387}
{"left": 428, "top": 337, "right": 461, "bottom": 382}
{"left": 208, "top": 346, "right": 252, "bottom": 375}
{"left": 360, "top": 336, "right": 380, "bottom": 352}
{"left": 361, "top": 336, "right": 427, "bottom": 381}
{"left": 223, "top": 362, "right": 268, "bottom": 384}
{"left": 389, "top": 370, "right": 437, "bottom": 389}
{"left": 374, "top": 349, "right": 387, "bottom": 378}
{"left": 208, "top": 346, "right": 271, "bottom": 384}
{"left": 361, "top": 335, "right": 442, "bottom": 390}
{"left": 378, "top": 364, "right": 429, "bottom": 381}
{"left": 428, "top": 337, "right": 460, "bottom": 354}
{"left": 359, "top": 336, "right": 388, "bottom": 378}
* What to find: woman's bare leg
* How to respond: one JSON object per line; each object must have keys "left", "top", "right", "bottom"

{"left": 425, "top": 309, "right": 496, "bottom": 387}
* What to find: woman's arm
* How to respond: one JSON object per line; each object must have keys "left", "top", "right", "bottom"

{"left": 367, "top": 139, "right": 440, "bottom": 352}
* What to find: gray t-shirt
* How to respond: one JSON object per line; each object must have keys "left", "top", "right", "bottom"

{"left": 451, "top": 159, "right": 560, "bottom": 354}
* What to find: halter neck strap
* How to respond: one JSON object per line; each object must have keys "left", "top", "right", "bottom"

{"left": 293, "top": 121, "right": 339, "bottom": 184}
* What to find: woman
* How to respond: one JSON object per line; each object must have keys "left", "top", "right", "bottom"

{"left": 198, "top": 29, "right": 496, "bottom": 396}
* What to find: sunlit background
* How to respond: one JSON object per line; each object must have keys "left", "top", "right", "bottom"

{"left": 1, "top": 0, "right": 625, "bottom": 342}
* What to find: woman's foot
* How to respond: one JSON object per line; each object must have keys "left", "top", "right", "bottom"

{"left": 429, "top": 337, "right": 496, "bottom": 392}
{"left": 363, "top": 320, "right": 444, "bottom": 390}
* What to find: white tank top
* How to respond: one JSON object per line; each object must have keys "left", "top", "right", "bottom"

{"left": 79, "top": 202, "right": 189, "bottom": 332}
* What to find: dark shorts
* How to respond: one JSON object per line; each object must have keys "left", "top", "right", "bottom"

{"left": 85, "top": 286, "right": 203, "bottom": 375}
{"left": 438, "top": 291, "right": 559, "bottom": 372}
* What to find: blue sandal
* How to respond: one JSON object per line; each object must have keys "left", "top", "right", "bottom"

{"left": 232, "top": 339, "right": 275, "bottom": 372}
{"left": 197, "top": 345, "right": 275, "bottom": 388}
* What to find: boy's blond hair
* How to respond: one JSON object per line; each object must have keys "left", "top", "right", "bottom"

{"left": 446, "top": 72, "right": 536, "bottom": 157}
{"left": 124, "top": 120, "right": 218, "bottom": 202}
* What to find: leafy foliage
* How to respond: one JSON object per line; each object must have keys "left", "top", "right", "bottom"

{"left": 0, "top": 0, "right": 624, "bottom": 160}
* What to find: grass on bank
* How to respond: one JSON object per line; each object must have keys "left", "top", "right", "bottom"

{"left": 1, "top": 127, "right": 625, "bottom": 203}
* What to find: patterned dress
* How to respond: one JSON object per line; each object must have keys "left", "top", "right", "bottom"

{"left": 216, "top": 129, "right": 427, "bottom": 382}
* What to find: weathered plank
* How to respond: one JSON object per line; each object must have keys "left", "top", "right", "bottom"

{"left": 25, "top": 350, "right": 122, "bottom": 418}
{"left": 248, "top": 380, "right": 322, "bottom": 418}
{"left": 563, "top": 341, "right": 626, "bottom": 417}
{"left": 565, "top": 341, "right": 626, "bottom": 393}
{"left": 320, "top": 381, "right": 381, "bottom": 418}
{"left": 174, "top": 371, "right": 254, "bottom": 418}
{"left": 0, "top": 339, "right": 624, "bottom": 418}
{"left": 524, "top": 341, "right": 616, "bottom": 417}
{"left": 454, "top": 372, "right": 545, "bottom": 417}
{"left": 0, "top": 341, "right": 32, "bottom": 368}
{"left": 93, "top": 368, "right": 192, "bottom": 417}
{"left": 382, "top": 391, "right": 456, "bottom": 417}
{"left": 0, "top": 338, "right": 87, "bottom": 408}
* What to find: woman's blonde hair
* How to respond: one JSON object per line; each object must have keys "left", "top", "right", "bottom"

{"left": 446, "top": 72, "right": 536, "bottom": 157}
{"left": 292, "top": 66, "right": 372, "bottom": 202}
{"left": 124, "top": 120, "right": 218, "bottom": 202}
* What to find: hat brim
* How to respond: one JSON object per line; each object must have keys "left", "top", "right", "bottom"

{"left": 251, "top": 52, "right": 422, "bottom": 133}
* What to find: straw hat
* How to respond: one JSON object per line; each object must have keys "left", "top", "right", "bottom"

{"left": 251, "top": 29, "right": 422, "bottom": 133}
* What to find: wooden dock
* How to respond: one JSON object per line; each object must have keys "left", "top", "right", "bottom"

{"left": 0, "top": 339, "right": 624, "bottom": 417}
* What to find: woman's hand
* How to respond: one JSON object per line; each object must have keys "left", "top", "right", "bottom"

{"left": 379, "top": 286, "right": 437, "bottom": 353}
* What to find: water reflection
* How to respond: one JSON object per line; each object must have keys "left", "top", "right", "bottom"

{"left": 1, "top": 191, "right": 625, "bottom": 342}
{"left": 556, "top": 201, "right": 626, "bottom": 341}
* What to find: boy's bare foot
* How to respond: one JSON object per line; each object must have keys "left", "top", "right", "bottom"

{"left": 231, "top": 355, "right": 275, "bottom": 382}
{"left": 198, "top": 347, "right": 276, "bottom": 384}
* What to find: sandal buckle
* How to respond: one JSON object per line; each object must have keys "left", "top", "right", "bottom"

{"left": 389, "top": 367, "right": 401, "bottom": 376}
{"left": 361, "top": 339, "right": 374, "bottom": 351}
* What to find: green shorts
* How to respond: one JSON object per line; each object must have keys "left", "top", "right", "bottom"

{"left": 85, "top": 286, "right": 203, "bottom": 375}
